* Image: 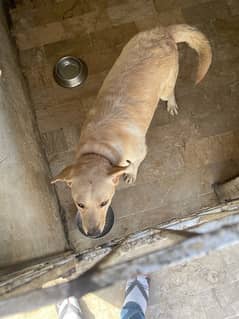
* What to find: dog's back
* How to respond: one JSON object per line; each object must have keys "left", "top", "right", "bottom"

{"left": 80, "top": 25, "right": 212, "bottom": 146}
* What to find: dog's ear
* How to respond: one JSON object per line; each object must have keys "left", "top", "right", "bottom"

{"left": 51, "top": 165, "right": 74, "bottom": 187}
{"left": 108, "top": 165, "right": 128, "bottom": 184}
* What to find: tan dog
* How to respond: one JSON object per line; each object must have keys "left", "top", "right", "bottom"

{"left": 52, "top": 24, "right": 212, "bottom": 237}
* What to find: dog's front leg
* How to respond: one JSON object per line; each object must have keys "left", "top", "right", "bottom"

{"left": 123, "top": 144, "right": 147, "bottom": 184}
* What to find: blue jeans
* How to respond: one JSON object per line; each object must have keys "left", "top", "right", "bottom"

{"left": 121, "top": 302, "right": 145, "bottom": 319}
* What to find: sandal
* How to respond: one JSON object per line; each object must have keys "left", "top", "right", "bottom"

{"left": 56, "top": 296, "right": 83, "bottom": 319}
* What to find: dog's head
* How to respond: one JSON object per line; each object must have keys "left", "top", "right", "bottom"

{"left": 51, "top": 157, "right": 127, "bottom": 237}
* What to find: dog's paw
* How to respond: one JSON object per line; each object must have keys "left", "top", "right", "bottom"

{"left": 123, "top": 173, "right": 136, "bottom": 184}
{"left": 167, "top": 103, "right": 178, "bottom": 116}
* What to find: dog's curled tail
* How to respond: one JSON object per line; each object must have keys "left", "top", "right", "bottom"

{"left": 168, "top": 24, "right": 212, "bottom": 84}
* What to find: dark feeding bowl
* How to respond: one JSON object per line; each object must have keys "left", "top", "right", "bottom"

{"left": 76, "top": 206, "right": 115, "bottom": 239}
{"left": 54, "top": 56, "right": 88, "bottom": 88}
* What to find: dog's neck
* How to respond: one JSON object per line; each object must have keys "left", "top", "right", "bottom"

{"left": 76, "top": 142, "right": 121, "bottom": 166}
{"left": 80, "top": 153, "right": 113, "bottom": 169}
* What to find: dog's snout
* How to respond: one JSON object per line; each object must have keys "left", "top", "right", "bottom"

{"left": 77, "top": 207, "right": 114, "bottom": 238}
{"left": 87, "top": 227, "right": 102, "bottom": 237}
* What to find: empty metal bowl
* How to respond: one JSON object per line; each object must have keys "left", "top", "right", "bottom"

{"left": 54, "top": 56, "right": 88, "bottom": 88}
{"left": 76, "top": 206, "right": 115, "bottom": 239}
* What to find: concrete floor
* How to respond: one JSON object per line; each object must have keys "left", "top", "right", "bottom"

{"left": 81, "top": 243, "right": 239, "bottom": 319}
{"left": 5, "top": 243, "right": 239, "bottom": 319}
{"left": 3, "top": 0, "right": 239, "bottom": 316}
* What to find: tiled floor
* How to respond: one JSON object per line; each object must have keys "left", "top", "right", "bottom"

{"left": 10, "top": 0, "right": 239, "bottom": 252}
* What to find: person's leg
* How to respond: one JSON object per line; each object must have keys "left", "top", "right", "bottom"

{"left": 121, "top": 275, "right": 150, "bottom": 319}
{"left": 57, "top": 296, "right": 83, "bottom": 319}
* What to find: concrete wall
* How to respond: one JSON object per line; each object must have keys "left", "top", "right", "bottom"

{"left": 0, "top": 5, "right": 67, "bottom": 268}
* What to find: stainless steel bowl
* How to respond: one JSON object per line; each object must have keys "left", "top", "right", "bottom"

{"left": 54, "top": 56, "right": 88, "bottom": 88}
{"left": 76, "top": 206, "right": 115, "bottom": 239}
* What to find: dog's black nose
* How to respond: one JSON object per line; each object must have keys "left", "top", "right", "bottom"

{"left": 87, "top": 228, "right": 102, "bottom": 238}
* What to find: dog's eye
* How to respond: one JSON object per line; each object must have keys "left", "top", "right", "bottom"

{"left": 100, "top": 200, "right": 109, "bottom": 207}
{"left": 77, "top": 203, "right": 85, "bottom": 209}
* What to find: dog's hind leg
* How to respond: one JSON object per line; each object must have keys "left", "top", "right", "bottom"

{"left": 161, "top": 55, "right": 179, "bottom": 116}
